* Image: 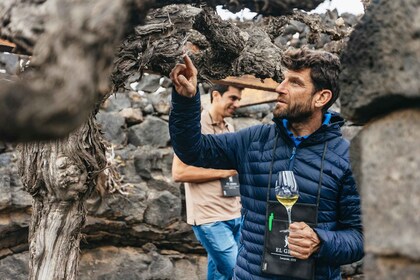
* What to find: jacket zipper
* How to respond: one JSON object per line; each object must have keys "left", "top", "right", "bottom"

{"left": 288, "top": 146, "right": 296, "bottom": 170}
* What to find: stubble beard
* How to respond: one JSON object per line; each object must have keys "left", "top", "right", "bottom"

{"left": 273, "top": 100, "right": 313, "bottom": 123}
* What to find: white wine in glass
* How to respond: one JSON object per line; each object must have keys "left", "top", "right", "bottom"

{"left": 275, "top": 171, "right": 299, "bottom": 232}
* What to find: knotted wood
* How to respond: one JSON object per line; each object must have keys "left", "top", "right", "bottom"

{"left": 18, "top": 115, "right": 107, "bottom": 280}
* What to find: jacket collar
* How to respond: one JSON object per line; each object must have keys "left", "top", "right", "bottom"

{"left": 273, "top": 111, "right": 344, "bottom": 146}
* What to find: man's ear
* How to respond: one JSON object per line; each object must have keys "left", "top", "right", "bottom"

{"left": 212, "top": 91, "right": 221, "bottom": 101}
{"left": 314, "top": 89, "right": 332, "bottom": 109}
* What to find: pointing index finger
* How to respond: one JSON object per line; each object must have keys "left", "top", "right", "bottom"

{"left": 182, "top": 53, "right": 196, "bottom": 72}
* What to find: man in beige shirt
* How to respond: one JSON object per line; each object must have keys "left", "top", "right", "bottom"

{"left": 172, "top": 84, "right": 242, "bottom": 280}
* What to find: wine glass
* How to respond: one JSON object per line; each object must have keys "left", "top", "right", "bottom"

{"left": 275, "top": 171, "right": 299, "bottom": 232}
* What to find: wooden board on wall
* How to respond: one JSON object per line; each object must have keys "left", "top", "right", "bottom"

{"left": 211, "top": 75, "right": 278, "bottom": 92}
{"left": 208, "top": 75, "right": 279, "bottom": 108}
{"left": 0, "top": 39, "right": 16, "bottom": 52}
{"left": 240, "top": 88, "right": 278, "bottom": 107}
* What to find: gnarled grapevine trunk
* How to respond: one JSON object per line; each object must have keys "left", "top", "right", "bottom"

{"left": 29, "top": 201, "right": 85, "bottom": 279}
{"left": 18, "top": 116, "right": 107, "bottom": 280}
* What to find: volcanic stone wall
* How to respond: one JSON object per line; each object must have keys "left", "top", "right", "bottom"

{"left": 340, "top": 0, "right": 420, "bottom": 279}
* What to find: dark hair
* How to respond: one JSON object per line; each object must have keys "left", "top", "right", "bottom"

{"left": 209, "top": 84, "right": 243, "bottom": 103}
{"left": 281, "top": 47, "right": 341, "bottom": 112}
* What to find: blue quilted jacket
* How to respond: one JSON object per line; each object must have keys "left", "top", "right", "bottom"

{"left": 170, "top": 91, "right": 364, "bottom": 280}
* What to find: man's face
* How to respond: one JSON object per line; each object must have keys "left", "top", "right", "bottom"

{"left": 214, "top": 86, "right": 242, "bottom": 118}
{"left": 273, "top": 68, "right": 317, "bottom": 122}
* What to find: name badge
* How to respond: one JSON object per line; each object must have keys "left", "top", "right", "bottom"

{"left": 220, "top": 174, "right": 240, "bottom": 197}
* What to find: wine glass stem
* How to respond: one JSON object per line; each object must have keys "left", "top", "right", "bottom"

{"left": 286, "top": 207, "right": 292, "bottom": 230}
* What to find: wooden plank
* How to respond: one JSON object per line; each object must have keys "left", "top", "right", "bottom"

{"left": 202, "top": 75, "right": 279, "bottom": 109}
{"left": 211, "top": 75, "right": 278, "bottom": 92}
{"left": 240, "top": 88, "right": 278, "bottom": 107}
{"left": 0, "top": 39, "right": 16, "bottom": 47}
{"left": 0, "top": 39, "right": 16, "bottom": 52}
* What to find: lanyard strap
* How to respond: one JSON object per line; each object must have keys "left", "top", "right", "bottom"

{"left": 266, "top": 133, "right": 280, "bottom": 202}
{"left": 314, "top": 142, "right": 328, "bottom": 222}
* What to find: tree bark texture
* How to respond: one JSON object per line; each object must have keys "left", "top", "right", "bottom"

{"left": 113, "top": 5, "right": 284, "bottom": 91}
{"left": 18, "top": 115, "right": 107, "bottom": 280}
{"left": 112, "top": 6, "right": 350, "bottom": 91}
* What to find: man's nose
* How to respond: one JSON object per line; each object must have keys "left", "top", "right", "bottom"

{"left": 275, "top": 80, "right": 287, "bottom": 95}
{"left": 233, "top": 100, "right": 240, "bottom": 108}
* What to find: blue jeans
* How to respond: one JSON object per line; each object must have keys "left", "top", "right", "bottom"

{"left": 192, "top": 218, "right": 241, "bottom": 280}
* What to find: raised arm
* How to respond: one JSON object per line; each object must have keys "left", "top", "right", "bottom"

{"left": 169, "top": 54, "right": 247, "bottom": 170}
{"left": 172, "top": 155, "right": 237, "bottom": 183}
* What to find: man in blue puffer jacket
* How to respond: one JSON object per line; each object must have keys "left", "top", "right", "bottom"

{"left": 169, "top": 48, "right": 364, "bottom": 279}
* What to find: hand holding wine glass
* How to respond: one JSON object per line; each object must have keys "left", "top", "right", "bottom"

{"left": 275, "top": 171, "right": 299, "bottom": 232}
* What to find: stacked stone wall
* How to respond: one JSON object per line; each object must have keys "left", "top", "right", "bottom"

{"left": 341, "top": 0, "right": 420, "bottom": 278}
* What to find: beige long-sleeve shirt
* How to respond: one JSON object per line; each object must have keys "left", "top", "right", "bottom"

{"left": 184, "top": 110, "right": 241, "bottom": 225}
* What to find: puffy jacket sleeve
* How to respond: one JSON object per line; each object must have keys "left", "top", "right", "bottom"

{"left": 314, "top": 168, "right": 364, "bottom": 265}
{"left": 169, "top": 88, "right": 249, "bottom": 170}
